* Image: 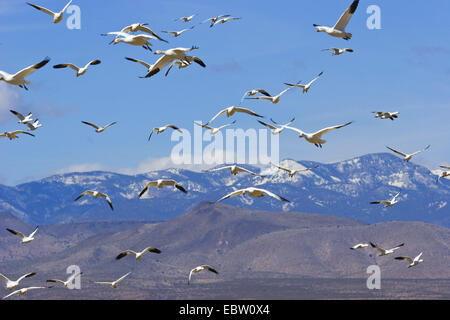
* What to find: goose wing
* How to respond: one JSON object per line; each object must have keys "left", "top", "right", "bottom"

{"left": 2, "top": 290, "right": 21, "bottom": 299}
{"left": 202, "top": 166, "right": 231, "bottom": 173}
{"left": 370, "top": 200, "right": 389, "bottom": 205}
{"left": 410, "top": 145, "right": 431, "bottom": 156}
{"left": 115, "top": 272, "right": 132, "bottom": 283}
{"left": 258, "top": 120, "right": 277, "bottom": 130}
{"left": 166, "top": 125, "right": 182, "bottom": 133}
{"left": 26, "top": 3, "right": 56, "bottom": 16}
{"left": 14, "top": 57, "right": 50, "bottom": 79}
{"left": 307, "top": 71, "right": 324, "bottom": 85}
{"left": 254, "top": 188, "right": 290, "bottom": 202}
{"left": 385, "top": 146, "right": 407, "bottom": 158}
{"left": 369, "top": 242, "right": 385, "bottom": 253}
{"left": 272, "top": 163, "right": 291, "bottom": 173}
{"left": 206, "top": 108, "right": 228, "bottom": 125}
{"left": 215, "top": 189, "right": 246, "bottom": 202}
{"left": 333, "top": 0, "right": 359, "bottom": 31}
{"left": 312, "top": 121, "right": 352, "bottom": 138}
{"left": 136, "top": 25, "right": 167, "bottom": 42}
{"left": 66, "top": 271, "right": 83, "bottom": 283}
{"left": 395, "top": 256, "right": 413, "bottom": 263}
{"left": 61, "top": 0, "right": 73, "bottom": 13}
{"left": 74, "top": 190, "right": 93, "bottom": 201}
{"left": 236, "top": 166, "right": 261, "bottom": 176}
{"left": 413, "top": 252, "right": 423, "bottom": 262}
{"left": 81, "top": 121, "right": 100, "bottom": 129}
{"left": 202, "top": 265, "right": 218, "bottom": 274}
{"left": 116, "top": 250, "right": 137, "bottom": 260}
{"left": 11, "top": 130, "right": 35, "bottom": 137}
{"left": 103, "top": 122, "right": 117, "bottom": 129}
{"left": 6, "top": 228, "right": 25, "bottom": 238}
{"left": 389, "top": 243, "right": 405, "bottom": 252}
{"left": 138, "top": 181, "right": 158, "bottom": 198}
{"left": 143, "top": 247, "right": 162, "bottom": 254}
{"left": 17, "top": 272, "right": 37, "bottom": 282}
{"left": 29, "top": 226, "right": 39, "bottom": 238}
{"left": 234, "top": 107, "right": 263, "bottom": 118}
{"left": 9, "top": 110, "right": 26, "bottom": 121}
{"left": 125, "top": 57, "right": 152, "bottom": 69}
{"left": 86, "top": 59, "right": 101, "bottom": 68}
{"left": 53, "top": 63, "right": 79, "bottom": 71}
{"left": 440, "top": 165, "right": 450, "bottom": 170}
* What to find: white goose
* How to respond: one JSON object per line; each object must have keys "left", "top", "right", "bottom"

{"left": 139, "top": 179, "right": 187, "bottom": 198}
{"left": 162, "top": 26, "right": 195, "bottom": 37}
{"left": 194, "top": 120, "right": 236, "bottom": 135}
{"left": 102, "top": 32, "right": 156, "bottom": 51}
{"left": 245, "top": 87, "right": 292, "bottom": 104}
{"left": 148, "top": 125, "right": 182, "bottom": 141}
{"left": 47, "top": 271, "right": 83, "bottom": 288}
{"left": 373, "top": 111, "right": 400, "bottom": 120}
{"left": 285, "top": 121, "right": 352, "bottom": 148}
{"left": 370, "top": 191, "right": 401, "bottom": 207}
{"left": 350, "top": 243, "right": 369, "bottom": 250}
{"left": 116, "top": 247, "right": 161, "bottom": 260}
{"left": 95, "top": 272, "right": 132, "bottom": 288}
{"left": 257, "top": 117, "right": 295, "bottom": 135}
{"left": 313, "top": 0, "right": 359, "bottom": 40}
{"left": 386, "top": 145, "right": 430, "bottom": 162}
{"left": 175, "top": 14, "right": 196, "bottom": 22}
{"left": 216, "top": 187, "right": 290, "bottom": 203}
{"left": 0, "top": 57, "right": 50, "bottom": 90}
{"left": 27, "top": 0, "right": 72, "bottom": 24}
{"left": 322, "top": 48, "right": 354, "bottom": 55}
{"left": 241, "top": 89, "right": 271, "bottom": 103}
{"left": 120, "top": 23, "right": 168, "bottom": 43}
{"left": 206, "top": 106, "right": 263, "bottom": 125}
{"left": 165, "top": 60, "right": 192, "bottom": 77}
{"left": 284, "top": 71, "right": 323, "bottom": 94}
{"left": 271, "top": 163, "right": 319, "bottom": 177}
{"left": 0, "top": 272, "right": 36, "bottom": 290}
{"left": 437, "top": 166, "right": 450, "bottom": 183}
{"left": 74, "top": 190, "right": 114, "bottom": 211}
{"left": 145, "top": 46, "right": 205, "bottom": 77}
{"left": 370, "top": 242, "right": 405, "bottom": 256}
{"left": 81, "top": 121, "right": 117, "bottom": 133}
{"left": 53, "top": 59, "right": 101, "bottom": 77}
{"left": 202, "top": 165, "right": 263, "bottom": 176}
{"left": 213, "top": 17, "right": 241, "bottom": 27}
{"left": 25, "top": 119, "right": 43, "bottom": 131}
{"left": 395, "top": 252, "right": 424, "bottom": 268}
{"left": 10, "top": 110, "right": 33, "bottom": 124}
{"left": 0, "top": 130, "right": 35, "bottom": 140}
{"left": 188, "top": 265, "right": 218, "bottom": 285}
{"left": 2, "top": 287, "right": 45, "bottom": 300}
{"left": 203, "top": 15, "right": 231, "bottom": 27}
{"left": 6, "top": 226, "right": 38, "bottom": 244}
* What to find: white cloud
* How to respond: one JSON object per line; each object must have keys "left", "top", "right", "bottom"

{"left": 0, "top": 83, "right": 20, "bottom": 123}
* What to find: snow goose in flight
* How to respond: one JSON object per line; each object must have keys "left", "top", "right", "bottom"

{"left": 53, "top": 59, "right": 101, "bottom": 77}
{"left": 95, "top": 272, "right": 132, "bottom": 288}
{"left": 0, "top": 57, "right": 50, "bottom": 90}
{"left": 271, "top": 162, "right": 319, "bottom": 177}
{"left": 139, "top": 179, "right": 187, "bottom": 198}
{"left": 47, "top": 271, "right": 83, "bottom": 288}
{"left": 350, "top": 243, "right": 369, "bottom": 250}
{"left": 257, "top": 117, "right": 295, "bottom": 135}
{"left": 102, "top": 32, "right": 156, "bottom": 51}
{"left": 162, "top": 26, "right": 195, "bottom": 37}
{"left": 313, "top": 0, "right": 359, "bottom": 40}
{"left": 116, "top": 247, "right": 161, "bottom": 260}
{"left": 373, "top": 111, "right": 399, "bottom": 120}
{"left": 370, "top": 191, "right": 401, "bottom": 207}
{"left": 175, "top": 14, "right": 196, "bottom": 22}
{"left": 284, "top": 71, "right": 323, "bottom": 94}
{"left": 81, "top": 121, "right": 117, "bottom": 133}
{"left": 148, "top": 125, "right": 182, "bottom": 141}
{"left": 395, "top": 252, "right": 424, "bottom": 268}
{"left": 0, "top": 272, "right": 36, "bottom": 290}
{"left": 203, "top": 15, "right": 231, "bottom": 27}
{"left": 216, "top": 187, "right": 290, "bottom": 203}
{"left": 25, "top": 119, "right": 43, "bottom": 131}
{"left": 188, "top": 265, "right": 218, "bottom": 285}
{"left": 146, "top": 46, "right": 205, "bottom": 77}
{"left": 0, "top": 130, "right": 35, "bottom": 140}
{"left": 2, "top": 287, "right": 45, "bottom": 300}
{"left": 194, "top": 120, "right": 236, "bottom": 135}
{"left": 10, "top": 110, "right": 33, "bottom": 124}
{"left": 245, "top": 87, "right": 292, "bottom": 104}
{"left": 322, "top": 48, "right": 354, "bottom": 55}
{"left": 241, "top": 89, "right": 271, "bottom": 103}
{"left": 206, "top": 106, "right": 263, "bottom": 125}
{"left": 6, "top": 226, "right": 38, "bottom": 244}
{"left": 74, "top": 190, "right": 114, "bottom": 211}
{"left": 120, "top": 23, "right": 168, "bottom": 43}
{"left": 437, "top": 166, "right": 450, "bottom": 183}
{"left": 213, "top": 17, "right": 241, "bottom": 27}
{"left": 165, "top": 60, "right": 192, "bottom": 76}
{"left": 386, "top": 145, "right": 430, "bottom": 162}
{"left": 26, "top": 0, "right": 72, "bottom": 24}
{"left": 284, "top": 121, "right": 352, "bottom": 148}
{"left": 202, "top": 165, "right": 263, "bottom": 176}
{"left": 370, "top": 242, "right": 404, "bottom": 256}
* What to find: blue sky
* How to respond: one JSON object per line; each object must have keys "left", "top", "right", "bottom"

{"left": 0, "top": 0, "right": 449, "bottom": 185}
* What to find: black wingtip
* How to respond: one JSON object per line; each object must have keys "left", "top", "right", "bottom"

{"left": 349, "top": 0, "right": 360, "bottom": 14}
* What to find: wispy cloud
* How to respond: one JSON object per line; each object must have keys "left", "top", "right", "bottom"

{"left": 0, "top": 83, "right": 20, "bottom": 123}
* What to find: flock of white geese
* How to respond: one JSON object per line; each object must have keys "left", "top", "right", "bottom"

{"left": 0, "top": 0, "right": 442, "bottom": 299}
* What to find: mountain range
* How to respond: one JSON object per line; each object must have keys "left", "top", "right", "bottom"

{"left": 0, "top": 152, "right": 449, "bottom": 226}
